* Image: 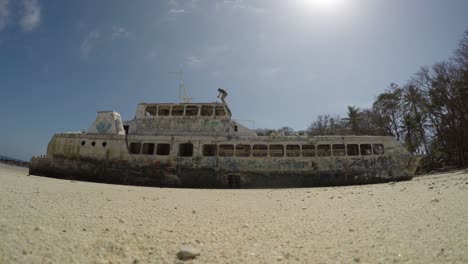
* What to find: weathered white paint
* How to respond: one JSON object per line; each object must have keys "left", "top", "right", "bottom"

{"left": 88, "top": 111, "right": 125, "bottom": 135}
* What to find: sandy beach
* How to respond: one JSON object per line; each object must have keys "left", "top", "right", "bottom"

{"left": 0, "top": 163, "right": 467, "bottom": 263}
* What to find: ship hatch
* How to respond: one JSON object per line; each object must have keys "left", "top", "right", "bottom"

{"left": 228, "top": 174, "right": 240, "bottom": 188}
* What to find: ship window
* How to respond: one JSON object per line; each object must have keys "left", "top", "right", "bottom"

{"left": 332, "top": 144, "right": 346, "bottom": 156}
{"left": 347, "top": 144, "right": 359, "bottom": 156}
{"left": 91, "top": 141, "right": 96, "bottom": 147}
{"left": 81, "top": 140, "right": 86, "bottom": 146}
{"left": 185, "top": 105, "right": 199, "bottom": 116}
{"left": 129, "top": 143, "right": 141, "bottom": 154}
{"left": 171, "top": 105, "right": 184, "bottom": 116}
{"left": 373, "top": 144, "right": 385, "bottom": 155}
{"left": 142, "top": 143, "right": 155, "bottom": 155}
{"left": 102, "top": 142, "right": 107, "bottom": 147}
{"left": 145, "top": 106, "right": 157, "bottom": 116}
{"left": 236, "top": 144, "right": 251, "bottom": 157}
{"left": 158, "top": 106, "right": 170, "bottom": 116}
{"left": 360, "top": 144, "right": 372, "bottom": 155}
{"left": 302, "top": 145, "right": 316, "bottom": 157}
{"left": 215, "top": 106, "right": 226, "bottom": 116}
{"left": 156, "top": 143, "right": 170, "bottom": 155}
{"left": 219, "top": 144, "right": 234, "bottom": 157}
{"left": 201, "top": 105, "right": 214, "bottom": 116}
{"left": 179, "top": 143, "right": 193, "bottom": 157}
{"left": 317, "top": 145, "right": 331, "bottom": 157}
{"left": 286, "top": 145, "right": 301, "bottom": 157}
{"left": 252, "top": 144, "right": 268, "bottom": 157}
{"left": 203, "top": 144, "right": 217, "bottom": 156}
{"left": 269, "top": 145, "right": 284, "bottom": 157}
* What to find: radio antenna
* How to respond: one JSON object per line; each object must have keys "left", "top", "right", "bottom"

{"left": 169, "top": 69, "right": 192, "bottom": 103}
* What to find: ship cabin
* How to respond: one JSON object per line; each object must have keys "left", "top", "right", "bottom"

{"left": 124, "top": 102, "right": 256, "bottom": 137}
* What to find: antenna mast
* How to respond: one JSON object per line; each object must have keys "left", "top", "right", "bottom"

{"left": 170, "top": 69, "right": 192, "bottom": 103}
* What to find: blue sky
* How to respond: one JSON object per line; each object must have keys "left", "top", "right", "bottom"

{"left": 1, "top": 0, "right": 467, "bottom": 161}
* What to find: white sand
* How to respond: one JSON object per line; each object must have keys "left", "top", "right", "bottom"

{"left": 0, "top": 163, "right": 467, "bottom": 263}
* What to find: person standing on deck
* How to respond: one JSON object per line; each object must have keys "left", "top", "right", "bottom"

{"left": 217, "top": 88, "right": 228, "bottom": 104}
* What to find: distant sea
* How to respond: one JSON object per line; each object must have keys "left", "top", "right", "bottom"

{"left": 0, "top": 155, "right": 28, "bottom": 163}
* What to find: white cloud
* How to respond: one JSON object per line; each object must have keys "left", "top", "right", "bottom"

{"left": 167, "top": 0, "right": 199, "bottom": 16}
{"left": 185, "top": 56, "right": 202, "bottom": 67}
{"left": 169, "top": 8, "right": 185, "bottom": 14}
{"left": 80, "top": 30, "right": 100, "bottom": 58}
{"left": 0, "top": 0, "right": 9, "bottom": 31}
{"left": 19, "top": 0, "right": 41, "bottom": 31}
{"left": 246, "top": 6, "right": 265, "bottom": 14}
{"left": 217, "top": 0, "right": 265, "bottom": 14}
{"left": 269, "top": 67, "right": 281, "bottom": 74}
{"left": 262, "top": 67, "right": 281, "bottom": 76}
{"left": 111, "top": 26, "right": 131, "bottom": 40}
{"left": 0, "top": 0, "right": 42, "bottom": 32}
{"left": 169, "top": 0, "right": 198, "bottom": 8}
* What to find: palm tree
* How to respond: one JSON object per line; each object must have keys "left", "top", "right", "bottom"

{"left": 403, "top": 84, "right": 429, "bottom": 154}
{"left": 400, "top": 114, "right": 418, "bottom": 154}
{"left": 345, "top": 105, "right": 361, "bottom": 135}
{"left": 373, "top": 86, "right": 403, "bottom": 140}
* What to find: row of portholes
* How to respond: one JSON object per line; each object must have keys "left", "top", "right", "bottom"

{"left": 81, "top": 140, "right": 107, "bottom": 147}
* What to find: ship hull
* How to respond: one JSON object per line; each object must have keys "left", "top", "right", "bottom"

{"left": 29, "top": 156, "right": 417, "bottom": 188}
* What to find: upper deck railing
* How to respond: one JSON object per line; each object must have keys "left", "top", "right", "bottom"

{"left": 135, "top": 102, "right": 231, "bottom": 119}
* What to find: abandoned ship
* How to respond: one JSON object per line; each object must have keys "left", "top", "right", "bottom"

{"left": 29, "top": 93, "right": 420, "bottom": 188}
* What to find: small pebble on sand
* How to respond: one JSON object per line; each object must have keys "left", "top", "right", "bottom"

{"left": 177, "top": 245, "right": 200, "bottom": 260}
